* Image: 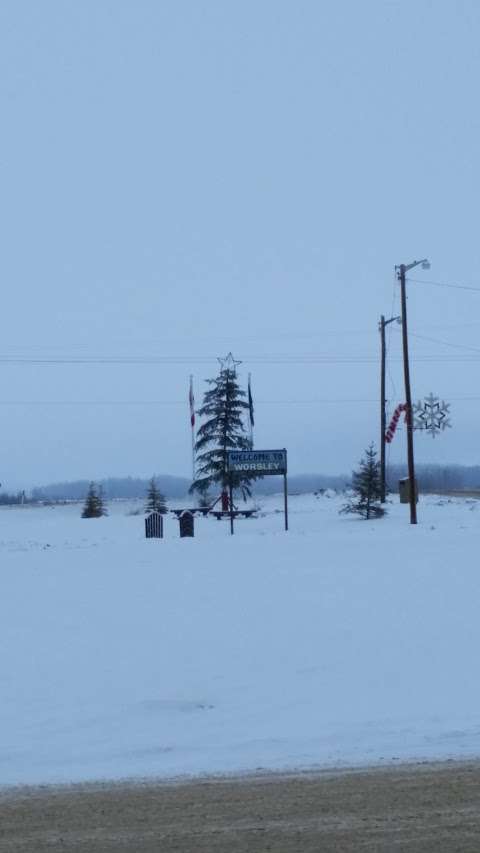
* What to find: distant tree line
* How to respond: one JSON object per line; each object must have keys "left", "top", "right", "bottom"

{"left": 252, "top": 473, "right": 348, "bottom": 495}
{"left": 31, "top": 475, "right": 191, "bottom": 502}
{"left": 0, "top": 491, "right": 28, "bottom": 506}
{"left": 30, "top": 473, "right": 349, "bottom": 502}
{"left": 385, "top": 464, "right": 480, "bottom": 493}
{"left": 17, "top": 465, "right": 480, "bottom": 505}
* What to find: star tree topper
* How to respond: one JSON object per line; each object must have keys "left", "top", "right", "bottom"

{"left": 218, "top": 352, "right": 242, "bottom": 375}
{"left": 413, "top": 393, "right": 452, "bottom": 438}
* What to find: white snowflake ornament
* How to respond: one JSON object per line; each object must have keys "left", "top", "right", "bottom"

{"left": 413, "top": 393, "right": 451, "bottom": 438}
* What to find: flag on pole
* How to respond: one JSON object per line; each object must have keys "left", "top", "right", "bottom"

{"left": 248, "top": 373, "right": 254, "bottom": 428}
{"left": 189, "top": 376, "right": 195, "bottom": 427}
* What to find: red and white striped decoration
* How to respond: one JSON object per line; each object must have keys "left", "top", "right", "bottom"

{"left": 385, "top": 403, "right": 407, "bottom": 443}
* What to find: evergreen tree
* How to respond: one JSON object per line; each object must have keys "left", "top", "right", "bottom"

{"left": 190, "top": 355, "right": 258, "bottom": 498}
{"left": 145, "top": 476, "right": 167, "bottom": 514}
{"left": 81, "top": 482, "right": 107, "bottom": 518}
{"left": 340, "top": 443, "right": 385, "bottom": 520}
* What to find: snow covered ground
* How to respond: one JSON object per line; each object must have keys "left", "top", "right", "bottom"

{"left": 2, "top": 492, "right": 480, "bottom": 787}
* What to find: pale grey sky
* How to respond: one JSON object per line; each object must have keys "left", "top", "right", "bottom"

{"left": 1, "top": 0, "right": 480, "bottom": 488}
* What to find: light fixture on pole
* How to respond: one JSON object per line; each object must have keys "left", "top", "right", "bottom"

{"left": 395, "top": 258, "right": 430, "bottom": 524}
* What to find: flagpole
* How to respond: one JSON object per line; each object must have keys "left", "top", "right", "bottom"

{"left": 189, "top": 375, "right": 196, "bottom": 482}
{"left": 191, "top": 427, "right": 195, "bottom": 481}
{"left": 248, "top": 372, "right": 254, "bottom": 448}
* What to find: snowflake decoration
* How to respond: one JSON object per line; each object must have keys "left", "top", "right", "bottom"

{"left": 413, "top": 393, "right": 452, "bottom": 438}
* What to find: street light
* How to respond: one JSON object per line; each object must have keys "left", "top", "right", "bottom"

{"left": 395, "top": 258, "right": 430, "bottom": 524}
{"left": 379, "top": 314, "right": 401, "bottom": 502}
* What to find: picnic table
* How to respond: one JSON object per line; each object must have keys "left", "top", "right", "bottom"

{"left": 170, "top": 507, "right": 257, "bottom": 520}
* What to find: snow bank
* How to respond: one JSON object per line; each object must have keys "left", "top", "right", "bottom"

{"left": 2, "top": 494, "right": 480, "bottom": 786}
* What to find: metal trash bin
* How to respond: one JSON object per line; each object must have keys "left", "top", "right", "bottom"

{"left": 179, "top": 510, "right": 194, "bottom": 538}
{"left": 145, "top": 511, "right": 164, "bottom": 538}
{"left": 399, "top": 478, "right": 418, "bottom": 504}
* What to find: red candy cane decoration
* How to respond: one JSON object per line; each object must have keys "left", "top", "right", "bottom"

{"left": 385, "top": 403, "right": 407, "bottom": 443}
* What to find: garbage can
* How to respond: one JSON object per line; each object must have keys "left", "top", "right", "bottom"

{"left": 179, "top": 510, "right": 194, "bottom": 538}
{"left": 399, "top": 478, "right": 418, "bottom": 504}
{"left": 145, "top": 511, "right": 164, "bottom": 538}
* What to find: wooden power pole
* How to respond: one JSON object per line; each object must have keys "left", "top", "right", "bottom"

{"left": 397, "top": 261, "right": 430, "bottom": 524}
{"left": 379, "top": 313, "right": 401, "bottom": 502}
{"left": 379, "top": 315, "right": 387, "bottom": 503}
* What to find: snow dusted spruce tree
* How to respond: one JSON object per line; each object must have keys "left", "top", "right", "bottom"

{"left": 340, "top": 443, "right": 385, "bottom": 520}
{"left": 145, "top": 476, "right": 167, "bottom": 514}
{"left": 190, "top": 355, "right": 257, "bottom": 499}
{"left": 81, "top": 482, "right": 107, "bottom": 518}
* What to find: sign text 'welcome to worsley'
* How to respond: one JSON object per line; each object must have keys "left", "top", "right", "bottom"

{"left": 227, "top": 449, "right": 287, "bottom": 475}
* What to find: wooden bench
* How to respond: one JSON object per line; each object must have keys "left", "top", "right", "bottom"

{"left": 210, "top": 510, "right": 256, "bottom": 520}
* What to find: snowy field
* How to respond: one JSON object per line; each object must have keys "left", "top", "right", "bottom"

{"left": 2, "top": 492, "right": 480, "bottom": 787}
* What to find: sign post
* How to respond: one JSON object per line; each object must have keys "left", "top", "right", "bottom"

{"left": 229, "top": 474, "right": 234, "bottom": 536}
{"left": 226, "top": 449, "right": 288, "bottom": 534}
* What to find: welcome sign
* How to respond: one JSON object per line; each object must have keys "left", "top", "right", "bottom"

{"left": 227, "top": 449, "right": 287, "bottom": 475}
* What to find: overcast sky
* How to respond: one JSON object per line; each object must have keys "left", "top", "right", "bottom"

{"left": 1, "top": 0, "right": 480, "bottom": 489}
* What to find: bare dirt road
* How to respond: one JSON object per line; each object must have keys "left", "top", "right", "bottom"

{"left": 2, "top": 761, "right": 480, "bottom": 852}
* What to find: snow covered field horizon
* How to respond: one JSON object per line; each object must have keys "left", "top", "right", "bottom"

{"left": 2, "top": 492, "right": 480, "bottom": 788}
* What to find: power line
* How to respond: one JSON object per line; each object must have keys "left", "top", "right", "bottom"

{"left": 408, "top": 277, "right": 480, "bottom": 293}
{"left": 0, "top": 395, "right": 479, "bottom": 407}
{"left": 0, "top": 327, "right": 376, "bottom": 352}
{"left": 3, "top": 353, "right": 480, "bottom": 365}
{"left": 409, "top": 332, "right": 480, "bottom": 354}
{"left": 389, "top": 325, "right": 480, "bottom": 357}
{"left": 0, "top": 398, "right": 380, "bottom": 406}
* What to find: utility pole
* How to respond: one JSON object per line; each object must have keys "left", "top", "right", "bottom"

{"left": 380, "top": 315, "right": 387, "bottom": 503}
{"left": 379, "top": 314, "right": 400, "bottom": 503}
{"left": 396, "top": 258, "right": 430, "bottom": 525}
